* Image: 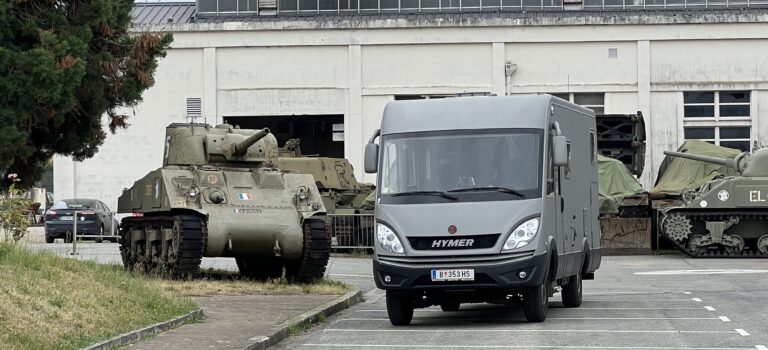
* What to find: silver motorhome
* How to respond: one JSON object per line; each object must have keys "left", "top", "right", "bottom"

{"left": 364, "top": 95, "right": 601, "bottom": 325}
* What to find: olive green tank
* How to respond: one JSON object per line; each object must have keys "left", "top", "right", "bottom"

{"left": 277, "top": 139, "right": 375, "bottom": 247}
{"left": 658, "top": 147, "right": 768, "bottom": 257}
{"left": 117, "top": 124, "right": 331, "bottom": 281}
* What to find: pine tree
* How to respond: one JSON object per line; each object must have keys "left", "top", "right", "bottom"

{"left": 0, "top": 0, "right": 172, "bottom": 187}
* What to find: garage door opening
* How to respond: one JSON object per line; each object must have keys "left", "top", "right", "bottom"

{"left": 223, "top": 115, "right": 345, "bottom": 158}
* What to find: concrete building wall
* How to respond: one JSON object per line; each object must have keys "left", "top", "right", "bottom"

{"left": 54, "top": 17, "right": 768, "bottom": 207}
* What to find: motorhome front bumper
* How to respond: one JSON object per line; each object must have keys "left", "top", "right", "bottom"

{"left": 373, "top": 251, "right": 548, "bottom": 290}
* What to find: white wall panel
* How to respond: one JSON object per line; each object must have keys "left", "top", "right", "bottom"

{"left": 217, "top": 46, "right": 349, "bottom": 89}
{"left": 506, "top": 42, "right": 637, "bottom": 92}
{"left": 651, "top": 40, "right": 768, "bottom": 88}
{"left": 362, "top": 44, "right": 493, "bottom": 90}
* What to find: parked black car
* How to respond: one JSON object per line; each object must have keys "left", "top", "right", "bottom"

{"left": 44, "top": 199, "right": 119, "bottom": 243}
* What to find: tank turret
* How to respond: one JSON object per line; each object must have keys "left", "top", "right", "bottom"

{"left": 657, "top": 147, "right": 768, "bottom": 257}
{"left": 164, "top": 123, "right": 278, "bottom": 166}
{"left": 663, "top": 148, "right": 768, "bottom": 177}
{"left": 118, "top": 123, "right": 330, "bottom": 281}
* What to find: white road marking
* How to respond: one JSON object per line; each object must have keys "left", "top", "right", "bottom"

{"left": 636, "top": 269, "right": 768, "bottom": 275}
{"left": 584, "top": 291, "right": 678, "bottom": 295}
{"left": 735, "top": 329, "right": 750, "bottom": 336}
{"left": 720, "top": 316, "right": 731, "bottom": 322}
{"left": 582, "top": 299, "right": 703, "bottom": 302}
{"left": 328, "top": 273, "right": 373, "bottom": 278}
{"left": 693, "top": 298, "right": 703, "bottom": 302}
{"left": 755, "top": 345, "right": 768, "bottom": 350}
{"left": 299, "top": 344, "right": 755, "bottom": 349}
{"left": 577, "top": 307, "right": 707, "bottom": 310}
{"left": 336, "top": 317, "right": 724, "bottom": 322}
{"left": 249, "top": 336, "right": 269, "bottom": 342}
{"left": 705, "top": 306, "right": 716, "bottom": 311}
{"left": 323, "top": 328, "right": 738, "bottom": 334}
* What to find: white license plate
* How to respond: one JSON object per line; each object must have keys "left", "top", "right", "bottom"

{"left": 60, "top": 216, "right": 74, "bottom": 221}
{"left": 431, "top": 269, "right": 474, "bottom": 282}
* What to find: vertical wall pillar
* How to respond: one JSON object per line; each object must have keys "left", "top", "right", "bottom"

{"left": 348, "top": 45, "right": 363, "bottom": 180}
{"left": 492, "top": 43, "right": 506, "bottom": 96}
{"left": 203, "top": 47, "right": 218, "bottom": 125}
{"left": 637, "top": 40, "right": 653, "bottom": 184}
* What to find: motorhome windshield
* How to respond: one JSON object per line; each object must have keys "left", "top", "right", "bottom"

{"left": 379, "top": 128, "right": 543, "bottom": 204}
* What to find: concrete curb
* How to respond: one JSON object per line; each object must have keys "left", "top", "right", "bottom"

{"left": 81, "top": 309, "right": 204, "bottom": 350}
{"left": 244, "top": 288, "right": 364, "bottom": 350}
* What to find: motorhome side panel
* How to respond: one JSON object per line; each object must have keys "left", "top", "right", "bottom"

{"left": 552, "top": 103, "right": 600, "bottom": 277}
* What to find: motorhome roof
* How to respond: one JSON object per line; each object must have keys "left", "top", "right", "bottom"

{"left": 380, "top": 95, "right": 584, "bottom": 135}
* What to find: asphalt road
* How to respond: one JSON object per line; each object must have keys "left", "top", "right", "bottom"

{"left": 26, "top": 242, "right": 768, "bottom": 349}
{"left": 277, "top": 255, "right": 768, "bottom": 350}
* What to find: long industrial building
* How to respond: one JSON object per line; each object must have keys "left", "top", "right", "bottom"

{"left": 53, "top": 0, "right": 768, "bottom": 210}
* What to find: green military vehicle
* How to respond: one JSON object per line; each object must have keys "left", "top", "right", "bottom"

{"left": 117, "top": 124, "right": 331, "bottom": 281}
{"left": 277, "top": 139, "right": 375, "bottom": 248}
{"left": 657, "top": 143, "right": 768, "bottom": 257}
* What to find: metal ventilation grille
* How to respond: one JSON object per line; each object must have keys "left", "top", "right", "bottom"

{"left": 260, "top": 0, "right": 277, "bottom": 9}
{"left": 186, "top": 97, "right": 202, "bottom": 119}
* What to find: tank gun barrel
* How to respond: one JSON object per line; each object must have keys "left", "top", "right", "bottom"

{"left": 663, "top": 150, "right": 739, "bottom": 170}
{"left": 232, "top": 128, "right": 270, "bottom": 156}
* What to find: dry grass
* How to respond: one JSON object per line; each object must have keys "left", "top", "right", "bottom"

{"left": 0, "top": 242, "right": 196, "bottom": 350}
{"left": 0, "top": 243, "right": 351, "bottom": 350}
{"left": 154, "top": 269, "right": 352, "bottom": 297}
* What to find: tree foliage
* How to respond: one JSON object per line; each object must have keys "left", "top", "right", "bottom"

{"left": 0, "top": 0, "right": 172, "bottom": 187}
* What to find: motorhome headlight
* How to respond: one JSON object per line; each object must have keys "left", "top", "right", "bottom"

{"left": 376, "top": 223, "right": 404, "bottom": 254}
{"left": 503, "top": 217, "right": 540, "bottom": 251}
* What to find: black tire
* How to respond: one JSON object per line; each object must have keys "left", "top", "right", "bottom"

{"left": 386, "top": 291, "right": 414, "bottom": 326}
{"left": 45, "top": 235, "right": 54, "bottom": 244}
{"left": 95, "top": 226, "right": 104, "bottom": 243}
{"left": 236, "top": 257, "right": 284, "bottom": 280}
{"left": 523, "top": 269, "right": 549, "bottom": 322}
{"left": 64, "top": 232, "right": 73, "bottom": 244}
{"left": 561, "top": 273, "right": 583, "bottom": 308}
{"left": 440, "top": 301, "right": 460, "bottom": 312}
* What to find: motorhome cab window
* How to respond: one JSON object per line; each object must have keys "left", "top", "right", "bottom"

{"left": 379, "top": 129, "right": 543, "bottom": 203}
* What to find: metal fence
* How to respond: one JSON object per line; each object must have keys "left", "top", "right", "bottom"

{"left": 197, "top": 0, "right": 768, "bottom": 16}
{"left": 328, "top": 213, "right": 375, "bottom": 250}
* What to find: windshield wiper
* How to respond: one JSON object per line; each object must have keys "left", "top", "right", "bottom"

{"left": 448, "top": 186, "right": 525, "bottom": 198}
{"left": 390, "top": 191, "right": 458, "bottom": 200}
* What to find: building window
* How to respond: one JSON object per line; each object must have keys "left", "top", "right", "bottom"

{"left": 682, "top": 91, "right": 751, "bottom": 151}
{"left": 550, "top": 93, "right": 605, "bottom": 114}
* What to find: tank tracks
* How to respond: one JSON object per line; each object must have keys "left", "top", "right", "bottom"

{"left": 286, "top": 218, "right": 332, "bottom": 283}
{"left": 661, "top": 209, "right": 768, "bottom": 258}
{"left": 119, "top": 214, "right": 207, "bottom": 278}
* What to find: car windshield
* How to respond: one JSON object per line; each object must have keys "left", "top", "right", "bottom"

{"left": 51, "top": 199, "right": 96, "bottom": 210}
{"left": 379, "top": 129, "right": 543, "bottom": 203}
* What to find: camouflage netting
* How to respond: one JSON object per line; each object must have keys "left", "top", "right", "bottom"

{"left": 598, "top": 154, "right": 646, "bottom": 215}
{"left": 651, "top": 140, "right": 741, "bottom": 196}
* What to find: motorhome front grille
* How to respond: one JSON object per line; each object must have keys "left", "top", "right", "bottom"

{"left": 407, "top": 234, "right": 500, "bottom": 250}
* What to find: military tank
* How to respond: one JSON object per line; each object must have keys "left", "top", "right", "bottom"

{"left": 658, "top": 147, "right": 768, "bottom": 257}
{"left": 116, "top": 124, "right": 331, "bottom": 281}
{"left": 276, "top": 139, "right": 375, "bottom": 248}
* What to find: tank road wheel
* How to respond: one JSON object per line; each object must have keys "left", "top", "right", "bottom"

{"left": 688, "top": 235, "right": 708, "bottom": 256}
{"left": 724, "top": 235, "right": 745, "bottom": 255}
{"left": 386, "top": 291, "right": 414, "bottom": 326}
{"left": 285, "top": 218, "right": 331, "bottom": 283}
{"left": 561, "top": 273, "right": 583, "bottom": 308}
{"left": 236, "top": 257, "right": 284, "bottom": 281}
{"left": 758, "top": 235, "right": 768, "bottom": 255}
{"left": 119, "top": 215, "right": 206, "bottom": 278}
{"left": 664, "top": 213, "right": 693, "bottom": 242}
{"left": 523, "top": 268, "right": 550, "bottom": 322}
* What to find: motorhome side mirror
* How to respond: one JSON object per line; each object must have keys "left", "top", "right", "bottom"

{"left": 364, "top": 143, "right": 379, "bottom": 173}
{"left": 552, "top": 135, "right": 568, "bottom": 167}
